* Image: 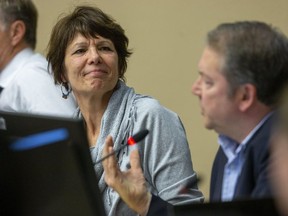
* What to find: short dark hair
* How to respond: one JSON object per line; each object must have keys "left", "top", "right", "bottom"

{"left": 207, "top": 21, "right": 288, "bottom": 106}
{"left": 46, "top": 5, "right": 132, "bottom": 84}
{"left": 0, "top": 0, "right": 38, "bottom": 49}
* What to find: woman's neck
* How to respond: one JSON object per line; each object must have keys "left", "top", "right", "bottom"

{"left": 76, "top": 92, "right": 112, "bottom": 147}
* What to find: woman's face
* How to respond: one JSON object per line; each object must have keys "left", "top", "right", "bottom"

{"left": 64, "top": 33, "right": 119, "bottom": 99}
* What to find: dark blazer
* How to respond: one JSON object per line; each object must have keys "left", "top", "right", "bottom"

{"left": 210, "top": 114, "right": 275, "bottom": 201}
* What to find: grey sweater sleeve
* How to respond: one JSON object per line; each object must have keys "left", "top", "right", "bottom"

{"left": 131, "top": 97, "right": 204, "bottom": 205}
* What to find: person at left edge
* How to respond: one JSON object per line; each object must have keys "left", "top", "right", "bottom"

{"left": 46, "top": 5, "right": 204, "bottom": 216}
{"left": 0, "top": 0, "right": 77, "bottom": 117}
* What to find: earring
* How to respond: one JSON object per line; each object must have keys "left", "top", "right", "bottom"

{"left": 61, "top": 82, "right": 72, "bottom": 99}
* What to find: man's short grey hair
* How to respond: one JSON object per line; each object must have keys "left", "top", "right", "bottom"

{"left": 0, "top": 0, "right": 38, "bottom": 49}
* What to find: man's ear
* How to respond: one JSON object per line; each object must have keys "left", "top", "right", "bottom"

{"left": 9, "top": 20, "right": 26, "bottom": 46}
{"left": 237, "top": 83, "right": 257, "bottom": 112}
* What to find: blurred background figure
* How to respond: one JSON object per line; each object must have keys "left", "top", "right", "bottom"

{"left": 192, "top": 21, "right": 288, "bottom": 202}
{"left": 0, "top": 0, "right": 77, "bottom": 117}
{"left": 270, "top": 88, "right": 288, "bottom": 216}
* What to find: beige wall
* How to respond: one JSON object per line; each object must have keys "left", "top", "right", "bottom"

{"left": 33, "top": 0, "right": 288, "bottom": 201}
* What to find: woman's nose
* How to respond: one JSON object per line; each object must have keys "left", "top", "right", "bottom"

{"left": 88, "top": 48, "right": 101, "bottom": 64}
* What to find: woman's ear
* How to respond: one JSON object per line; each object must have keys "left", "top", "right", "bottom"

{"left": 237, "top": 83, "right": 257, "bottom": 112}
{"left": 61, "top": 73, "right": 67, "bottom": 83}
{"left": 10, "top": 20, "right": 26, "bottom": 46}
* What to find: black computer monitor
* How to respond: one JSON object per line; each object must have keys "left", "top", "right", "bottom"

{"left": 172, "top": 198, "right": 280, "bottom": 216}
{"left": 0, "top": 111, "right": 106, "bottom": 216}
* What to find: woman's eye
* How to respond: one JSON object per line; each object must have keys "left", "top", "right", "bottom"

{"left": 98, "top": 46, "right": 112, "bottom": 52}
{"left": 73, "top": 48, "right": 86, "bottom": 54}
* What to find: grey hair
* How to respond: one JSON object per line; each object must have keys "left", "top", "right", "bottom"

{"left": 207, "top": 21, "right": 288, "bottom": 106}
{"left": 0, "top": 0, "right": 38, "bottom": 49}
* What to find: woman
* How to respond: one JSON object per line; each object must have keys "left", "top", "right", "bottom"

{"left": 47, "top": 5, "right": 203, "bottom": 216}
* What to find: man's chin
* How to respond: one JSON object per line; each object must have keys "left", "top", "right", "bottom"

{"left": 203, "top": 120, "right": 213, "bottom": 130}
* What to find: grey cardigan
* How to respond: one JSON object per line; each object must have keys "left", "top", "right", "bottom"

{"left": 77, "top": 81, "right": 204, "bottom": 216}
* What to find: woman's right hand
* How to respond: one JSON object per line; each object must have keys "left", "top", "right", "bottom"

{"left": 102, "top": 135, "right": 152, "bottom": 216}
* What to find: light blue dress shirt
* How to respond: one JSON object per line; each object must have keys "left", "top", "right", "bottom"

{"left": 218, "top": 112, "right": 273, "bottom": 201}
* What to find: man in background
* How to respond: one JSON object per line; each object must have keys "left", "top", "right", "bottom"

{"left": 101, "top": 21, "right": 288, "bottom": 215}
{"left": 191, "top": 21, "right": 288, "bottom": 201}
{"left": 0, "top": 0, "right": 76, "bottom": 117}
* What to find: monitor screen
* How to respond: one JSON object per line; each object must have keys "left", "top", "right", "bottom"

{"left": 0, "top": 111, "right": 106, "bottom": 216}
{"left": 172, "top": 198, "right": 280, "bottom": 216}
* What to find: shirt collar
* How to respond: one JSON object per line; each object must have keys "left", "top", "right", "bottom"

{"left": 0, "top": 48, "right": 34, "bottom": 88}
{"left": 218, "top": 111, "right": 274, "bottom": 160}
